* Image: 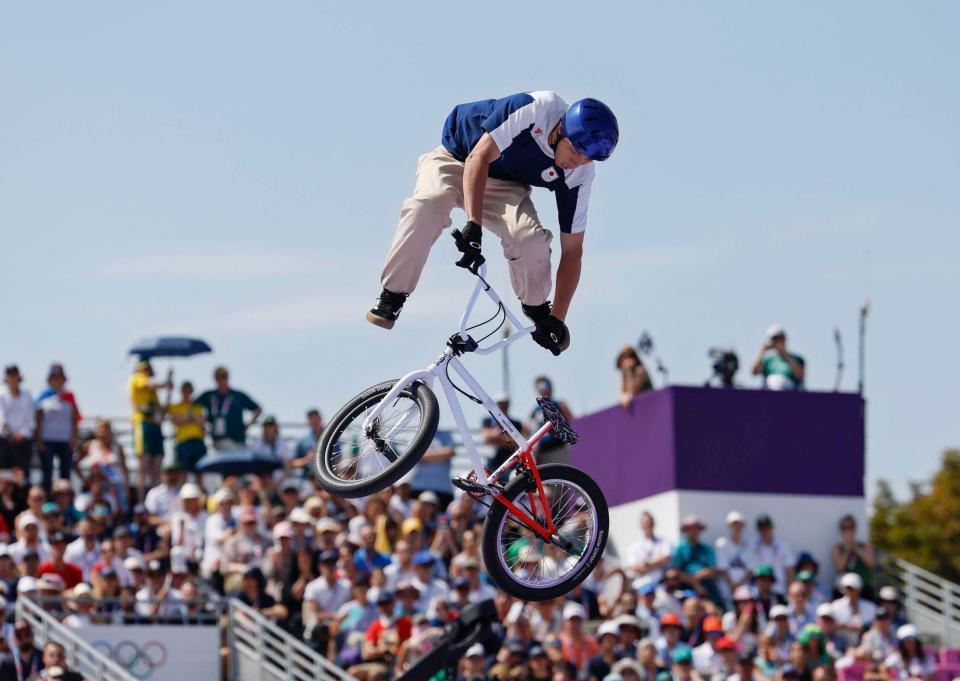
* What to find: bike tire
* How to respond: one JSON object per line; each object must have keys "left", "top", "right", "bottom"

{"left": 480, "top": 464, "right": 608, "bottom": 601}
{"left": 314, "top": 379, "right": 439, "bottom": 499}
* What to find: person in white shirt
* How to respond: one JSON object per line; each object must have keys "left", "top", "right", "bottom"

{"left": 716, "top": 511, "right": 752, "bottom": 606}
{"left": 830, "top": 572, "right": 877, "bottom": 641}
{"left": 411, "top": 551, "right": 450, "bottom": 610}
{"left": 0, "top": 365, "right": 35, "bottom": 482}
{"left": 462, "top": 557, "right": 497, "bottom": 604}
{"left": 169, "top": 483, "right": 207, "bottom": 563}
{"left": 748, "top": 515, "right": 794, "bottom": 595}
{"left": 143, "top": 464, "right": 184, "bottom": 523}
{"left": 383, "top": 539, "right": 416, "bottom": 590}
{"left": 626, "top": 511, "right": 673, "bottom": 583}
{"left": 63, "top": 519, "right": 101, "bottom": 582}
{"left": 250, "top": 416, "right": 294, "bottom": 482}
{"left": 202, "top": 489, "right": 235, "bottom": 579}
{"left": 692, "top": 616, "right": 727, "bottom": 676}
{"left": 8, "top": 514, "right": 51, "bottom": 566}
{"left": 302, "top": 550, "right": 351, "bottom": 629}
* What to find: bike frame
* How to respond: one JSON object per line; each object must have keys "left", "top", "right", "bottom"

{"left": 361, "top": 265, "right": 561, "bottom": 540}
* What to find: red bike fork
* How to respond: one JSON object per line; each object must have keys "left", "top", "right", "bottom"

{"left": 492, "top": 423, "right": 557, "bottom": 541}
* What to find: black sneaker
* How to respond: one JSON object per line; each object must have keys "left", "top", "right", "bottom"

{"left": 366, "top": 289, "right": 408, "bottom": 329}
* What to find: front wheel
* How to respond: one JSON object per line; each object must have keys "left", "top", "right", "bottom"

{"left": 480, "top": 464, "right": 608, "bottom": 601}
{"left": 314, "top": 379, "right": 439, "bottom": 498}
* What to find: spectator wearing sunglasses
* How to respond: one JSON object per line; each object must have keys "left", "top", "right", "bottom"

{"left": 751, "top": 325, "right": 805, "bottom": 390}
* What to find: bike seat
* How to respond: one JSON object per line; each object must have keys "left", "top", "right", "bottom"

{"left": 537, "top": 396, "right": 579, "bottom": 445}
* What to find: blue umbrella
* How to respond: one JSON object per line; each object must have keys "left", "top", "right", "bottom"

{"left": 128, "top": 337, "right": 213, "bottom": 360}
{"left": 195, "top": 448, "right": 283, "bottom": 476}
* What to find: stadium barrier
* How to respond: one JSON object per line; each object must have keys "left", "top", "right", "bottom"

{"left": 227, "top": 598, "right": 353, "bottom": 681}
{"left": 16, "top": 596, "right": 138, "bottom": 681}
{"left": 882, "top": 556, "right": 960, "bottom": 646}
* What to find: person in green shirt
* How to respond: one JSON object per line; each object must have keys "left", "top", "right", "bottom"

{"left": 194, "top": 366, "right": 261, "bottom": 449}
{"left": 751, "top": 324, "right": 805, "bottom": 390}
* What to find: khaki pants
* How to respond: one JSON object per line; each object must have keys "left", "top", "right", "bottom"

{"left": 380, "top": 146, "right": 553, "bottom": 306}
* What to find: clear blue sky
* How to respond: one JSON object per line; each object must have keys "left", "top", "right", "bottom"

{"left": 2, "top": 2, "right": 957, "bottom": 500}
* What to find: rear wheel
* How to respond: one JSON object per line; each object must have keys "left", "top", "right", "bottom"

{"left": 480, "top": 464, "right": 608, "bottom": 601}
{"left": 314, "top": 380, "right": 439, "bottom": 498}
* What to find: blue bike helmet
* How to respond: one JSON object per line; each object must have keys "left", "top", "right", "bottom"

{"left": 560, "top": 98, "right": 619, "bottom": 161}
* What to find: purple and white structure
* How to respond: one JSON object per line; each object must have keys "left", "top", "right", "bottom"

{"left": 571, "top": 386, "right": 866, "bottom": 585}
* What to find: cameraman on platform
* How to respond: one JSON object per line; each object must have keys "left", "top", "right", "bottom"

{"left": 751, "top": 325, "right": 805, "bottom": 390}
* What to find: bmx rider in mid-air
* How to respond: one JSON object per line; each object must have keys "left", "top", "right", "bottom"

{"left": 366, "top": 91, "right": 619, "bottom": 355}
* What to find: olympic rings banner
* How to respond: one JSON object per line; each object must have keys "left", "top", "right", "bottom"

{"left": 73, "top": 625, "right": 219, "bottom": 681}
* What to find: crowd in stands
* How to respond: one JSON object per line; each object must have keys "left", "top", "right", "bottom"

{"left": 0, "top": 344, "right": 946, "bottom": 681}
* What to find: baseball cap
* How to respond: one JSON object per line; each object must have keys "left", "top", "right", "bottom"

{"left": 376, "top": 590, "right": 395, "bottom": 605}
{"left": 766, "top": 324, "right": 786, "bottom": 340}
{"left": 42, "top": 502, "right": 60, "bottom": 516}
{"left": 879, "top": 586, "right": 899, "bottom": 601}
{"left": 563, "top": 602, "right": 586, "bottom": 620}
{"left": 680, "top": 515, "right": 705, "bottom": 530}
{"left": 289, "top": 508, "right": 311, "bottom": 524}
{"left": 452, "top": 576, "right": 470, "bottom": 590}
{"left": 756, "top": 514, "right": 774, "bottom": 527}
{"left": 529, "top": 645, "right": 547, "bottom": 658}
{"left": 401, "top": 518, "right": 423, "bottom": 535}
{"left": 753, "top": 565, "right": 776, "bottom": 581}
{"left": 896, "top": 624, "right": 919, "bottom": 641}
{"left": 180, "top": 483, "right": 202, "bottom": 500}
{"left": 660, "top": 613, "right": 682, "bottom": 628}
{"left": 725, "top": 511, "right": 746, "bottom": 525}
{"left": 613, "top": 659, "right": 643, "bottom": 676}
{"left": 48, "top": 531, "right": 67, "bottom": 544}
{"left": 493, "top": 392, "right": 510, "bottom": 403}
{"left": 733, "top": 585, "right": 754, "bottom": 602}
{"left": 262, "top": 415, "right": 278, "bottom": 426}
{"left": 672, "top": 647, "right": 693, "bottom": 664}
{"left": 417, "top": 491, "right": 439, "bottom": 505}
{"left": 396, "top": 580, "right": 421, "bottom": 595}
{"left": 465, "top": 643, "right": 485, "bottom": 658}
{"left": 71, "top": 583, "right": 93, "bottom": 598}
{"left": 597, "top": 620, "right": 620, "bottom": 638}
{"left": 796, "top": 570, "right": 816, "bottom": 583}
{"left": 839, "top": 572, "right": 863, "bottom": 591}
{"left": 770, "top": 604, "right": 789, "bottom": 619}
{"left": 17, "top": 577, "right": 37, "bottom": 594}
{"left": 53, "top": 480, "right": 73, "bottom": 494}
{"left": 279, "top": 479, "right": 301, "bottom": 495}
{"left": 48, "top": 362, "right": 66, "bottom": 378}
{"left": 272, "top": 521, "right": 294, "bottom": 540}
{"left": 0, "top": 545, "right": 10, "bottom": 559}
{"left": 17, "top": 514, "right": 39, "bottom": 530}
{"left": 315, "top": 517, "right": 342, "bottom": 533}
{"left": 319, "top": 550, "right": 339, "bottom": 564}
{"left": 637, "top": 581, "right": 657, "bottom": 596}
{"left": 412, "top": 550, "right": 435, "bottom": 567}
{"left": 615, "top": 614, "right": 642, "bottom": 631}
{"left": 716, "top": 637, "right": 737, "bottom": 652}
{"left": 703, "top": 616, "right": 723, "bottom": 633}
{"left": 815, "top": 603, "right": 834, "bottom": 619}
{"left": 124, "top": 556, "right": 146, "bottom": 571}
{"left": 875, "top": 606, "right": 891, "bottom": 620}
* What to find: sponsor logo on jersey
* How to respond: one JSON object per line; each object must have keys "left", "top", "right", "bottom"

{"left": 541, "top": 167, "right": 560, "bottom": 182}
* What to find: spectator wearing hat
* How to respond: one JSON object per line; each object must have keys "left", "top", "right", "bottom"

{"left": 883, "top": 624, "right": 935, "bottom": 681}
{"left": 723, "top": 585, "right": 763, "bottom": 655}
{"left": 627, "top": 511, "right": 673, "bottom": 584}
{"left": 814, "top": 602, "right": 848, "bottom": 658}
{"left": 0, "top": 366, "right": 35, "bottom": 482}
{"left": 460, "top": 642, "right": 488, "bottom": 680}
{"left": 37, "top": 532, "right": 82, "bottom": 589}
{"left": 654, "top": 567, "right": 686, "bottom": 619}
{"left": 727, "top": 650, "right": 761, "bottom": 681}
{"left": 407, "top": 431, "right": 456, "bottom": 512}
{"left": 831, "top": 515, "right": 876, "bottom": 600}
{"left": 529, "top": 376, "right": 574, "bottom": 466}
{"left": 34, "top": 363, "right": 81, "bottom": 493}
{"left": 877, "top": 586, "right": 908, "bottom": 629}
{"left": 716, "top": 511, "right": 752, "bottom": 606}
{"left": 354, "top": 525, "right": 391, "bottom": 575}
{"left": 303, "top": 550, "right": 351, "bottom": 645}
{"left": 673, "top": 516, "right": 721, "bottom": 606}
{"left": 691, "top": 616, "right": 727, "bottom": 677}
{"left": 170, "top": 482, "right": 207, "bottom": 564}
{"left": 616, "top": 346, "right": 653, "bottom": 409}
{"left": 63, "top": 519, "right": 100, "bottom": 582}
{"left": 48, "top": 480, "right": 80, "bottom": 530}
{"left": 670, "top": 646, "right": 704, "bottom": 681}
{"left": 655, "top": 613, "right": 689, "bottom": 668}
{"left": 128, "top": 360, "right": 171, "bottom": 501}
{"left": 143, "top": 462, "right": 184, "bottom": 524}
{"left": 559, "top": 602, "right": 598, "bottom": 674}
{"left": 748, "top": 516, "right": 794, "bottom": 596}
{"left": 410, "top": 550, "right": 448, "bottom": 611}
{"left": 221, "top": 507, "right": 271, "bottom": 592}
{"left": 527, "top": 645, "right": 552, "bottom": 681}
{"left": 858, "top": 606, "right": 898, "bottom": 664}
{"left": 251, "top": 415, "right": 294, "bottom": 481}
{"left": 786, "top": 579, "right": 816, "bottom": 633}
{"left": 751, "top": 325, "right": 805, "bottom": 391}
{"left": 0, "top": 545, "right": 18, "bottom": 596}
{"left": 201, "top": 489, "right": 235, "bottom": 581}
{"left": 195, "top": 365, "right": 261, "bottom": 449}
{"left": 830, "top": 572, "right": 877, "bottom": 640}
{"left": 752, "top": 565, "right": 786, "bottom": 618}
{"left": 361, "top": 590, "right": 413, "bottom": 670}
{"left": 164, "top": 381, "right": 207, "bottom": 483}
{"left": 797, "top": 625, "right": 831, "bottom": 670}
{"left": 130, "top": 503, "right": 162, "bottom": 558}
{"left": 588, "top": 620, "right": 624, "bottom": 681}
{"left": 481, "top": 393, "right": 526, "bottom": 474}
{"left": 10, "top": 513, "right": 51, "bottom": 566}
{"left": 136, "top": 559, "right": 182, "bottom": 620}
{"left": 636, "top": 637, "right": 664, "bottom": 680}
{"left": 765, "top": 604, "right": 795, "bottom": 662}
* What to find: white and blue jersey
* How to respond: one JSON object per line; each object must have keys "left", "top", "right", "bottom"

{"left": 441, "top": 91, "right": 594, "bottom": 234}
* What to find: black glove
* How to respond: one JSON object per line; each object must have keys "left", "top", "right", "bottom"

{"left": 522, "top": 302, "right": 570, "bottom": 356}
{"left": 452, "top": 221, "right": 485, "bottom": 274}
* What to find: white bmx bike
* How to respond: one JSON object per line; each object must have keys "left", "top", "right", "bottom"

{"left": 314, "top": 261, "right": 608, "bottom": 601}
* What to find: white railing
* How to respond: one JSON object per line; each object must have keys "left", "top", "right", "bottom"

{"left": 227, "top": 599, "right": 354, "bottom": 681}
{"left": 882, "top": 557, "right": 960, "bottom": 646}
{"left": 15, "top": 597, "right": 137, "bottom": 681}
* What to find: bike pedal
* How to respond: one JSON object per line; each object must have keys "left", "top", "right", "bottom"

{"left": 453, "top": 469, "right": 502, "bottom": 500}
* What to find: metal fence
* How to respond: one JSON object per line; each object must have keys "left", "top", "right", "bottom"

{"left": 227, "top": 599, "right": 354, "bottom": 681}
{"left": 881, "top": 556, "right": 960, "bottom": 646}
{"left": 16, "top": 596, "right": 138, "bottom": 681}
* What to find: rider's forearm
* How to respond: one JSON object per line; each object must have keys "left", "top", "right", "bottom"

{"left": 463, "top": 154, "right": 489, "bottom": 224}
{"left": 552, "top": 253, "right": 582, "bottom": 321}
